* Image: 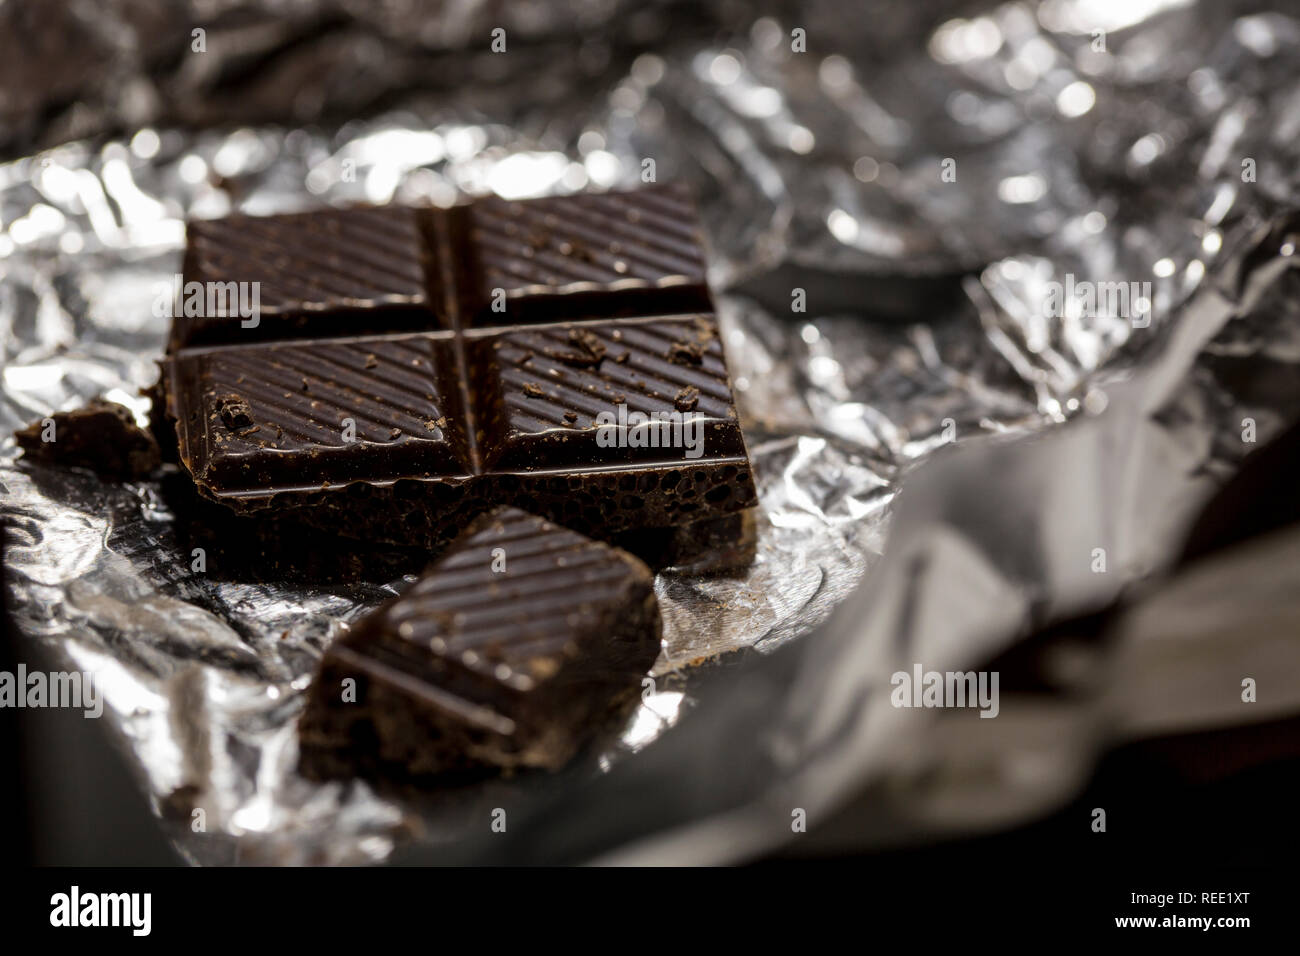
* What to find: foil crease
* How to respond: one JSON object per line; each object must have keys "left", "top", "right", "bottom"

{"left": 2, "top": 0, "right": 1299, "bottom": 864}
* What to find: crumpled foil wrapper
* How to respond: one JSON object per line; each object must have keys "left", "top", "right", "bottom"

{"left": 3, "top": 0, "right": 1299, "bottom": 864}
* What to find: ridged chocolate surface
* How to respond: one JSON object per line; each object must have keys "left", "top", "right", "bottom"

{"left": 362, "top": 507, "right": 656, "bottom": 684}
{"left": 472, "top": 316, "right": 745, "bottom": 469}
{"left": 169, "top": 314, "right": 749, "bottom": 490}
{"left": 169, "top": 186, "right": 712, "bottom": 350}
{"left": 456, "top": 184, "right": 712, "bottom": 325}
{"left": 162, "top": 186, "right": 757, "bottom": 550}
{"left": 299, "top": 507, "right": 662, "bottom": 775}
{"left": 172, "top": 334, "right": 470, "bottom": 490}
{"left": 174, "top": 205, "right": 440, "bottom": 347}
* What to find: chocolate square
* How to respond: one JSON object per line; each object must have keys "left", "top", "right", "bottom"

{"left": 469, "top": 316, "right": 745, "bottom": 470}
{"left": 172, "top": 205, "right": 446, "bottom": 348}
{"left": 170, "top": 334, "right": 470, "bottom": 493}
{"left": 453, "top": 184, "right": 712, "bottom": 327}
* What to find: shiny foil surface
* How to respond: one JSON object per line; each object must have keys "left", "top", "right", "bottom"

{"left": 3, "top": 1, "right": 1300, "bottom": 864}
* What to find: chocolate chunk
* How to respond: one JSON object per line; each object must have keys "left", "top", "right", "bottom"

{"left": 15, "top": 399, "right": 161, "bottom": 480}
{"left": 168, "top": 186, "right": 710, "bottom": 350}
{"left": 145, "top": 375, "right": 180, "bottom": 464}
{"left": 298, "top": 507, "right": 662, "bottom": 779}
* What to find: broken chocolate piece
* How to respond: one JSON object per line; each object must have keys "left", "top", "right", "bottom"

{"left": 298, "top": 507, "right": 662, "bottom": 779}
{"left": 15, "top": 399, "right": 161, "bottom": 480}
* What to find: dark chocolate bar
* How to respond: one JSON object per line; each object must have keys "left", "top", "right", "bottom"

{"left": 298, "top": 507, "right": 661, "bottom": 779}
{"left": 159, "top": 185, "right": 757, "bottom": 556}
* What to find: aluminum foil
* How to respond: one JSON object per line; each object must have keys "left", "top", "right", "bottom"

{"left": 3, "top": 0, "right": 1300, "bottom": 864}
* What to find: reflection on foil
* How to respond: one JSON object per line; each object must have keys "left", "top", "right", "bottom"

{"left": 2, "top": 1, "right": 1300, "bottom": 864}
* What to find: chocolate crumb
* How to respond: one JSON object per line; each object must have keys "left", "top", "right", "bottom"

{"left": 522, "top": 383, "right": 545, "bottom": 398}
{"left": 546, "top": 329, "right": 607, "bottom": 368}
{"left": 216, "top": 394, "right": 255, "bottom": 430}
{"left": 563, "top": 410, "right": 578, "bottom": 424}
{"left": 668, "top": 341, "right": 705, "bottom": 365}
{"left": 365, "top": 354, "right": 379, "bottom": 369}
{"left": 674, "top": 386, "right": 700, "bottom": 412}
